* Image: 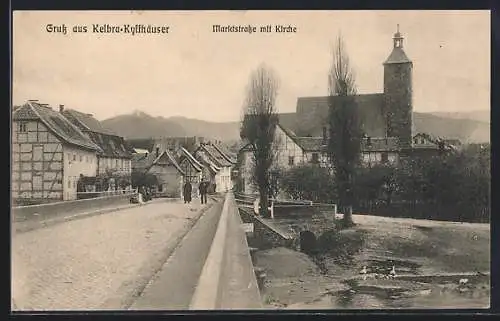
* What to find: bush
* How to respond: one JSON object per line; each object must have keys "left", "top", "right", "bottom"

{"left": 352, "top": 147, "right": 490, "bottom": 223}
{"left": 280, "top": 164, "right": 337, "bottom": 202}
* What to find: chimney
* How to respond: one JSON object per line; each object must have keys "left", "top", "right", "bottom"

{"left": 59, "top": 104, "right": 64, "bottom": 112}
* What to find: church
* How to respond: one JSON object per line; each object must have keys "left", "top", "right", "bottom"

{"left": 239, "top": 26, "right": 454, "bottom": 193}
{"left": 273, "top": 26, "right": 452, "bottom": 168}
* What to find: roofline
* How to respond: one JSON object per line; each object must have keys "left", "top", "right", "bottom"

{"left": 151, "top": 150, "right": 185, "bottom": 176}
{"left": 26, "top": 102, "right": 102, "bottom": 153}
{"left": 211, "top": 144, "right": 236, "bottom": 164}
{"left": 200, "top": 144, "right": 230, "bottom": 168}
{"left": 276, "top": 123, "right": 306, "bottom": 152}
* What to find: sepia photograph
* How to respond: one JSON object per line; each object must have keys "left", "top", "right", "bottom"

{"left": 11, "top": 10, "right": 490, "bottom": 311}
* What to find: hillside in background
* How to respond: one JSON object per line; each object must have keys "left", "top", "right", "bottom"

{"left": 101, "top": 110, "right": 490, "bottom": 144}
{"left": 428, "top": 110, "right": 490, "bottom": 124}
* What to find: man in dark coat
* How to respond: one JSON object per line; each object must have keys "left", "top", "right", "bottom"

{"left": 183, "top": 181, "right": 192, "bottom": 204}
{"left": 199, "top": 180, "right": 208, "bottom": 204}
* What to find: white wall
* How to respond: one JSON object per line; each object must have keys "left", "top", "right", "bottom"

{"left": 98, "top": 157, "right": 132, "bottom": 175}
{"left": 63, "top": 145, "right": 98, "bottom": 200}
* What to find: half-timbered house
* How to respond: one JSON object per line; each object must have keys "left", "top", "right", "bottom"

{"left": 12, "top": 101, "right": 102, "bottom": 203}
{"left": 178, "top": 147, "right": 203, "bottom": 197}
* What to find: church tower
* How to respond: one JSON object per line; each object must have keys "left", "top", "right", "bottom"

{"left": 383, "top": 25, "right": 413, "bottom": 149}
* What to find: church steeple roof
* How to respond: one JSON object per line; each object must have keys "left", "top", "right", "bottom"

{"left": 384, "top": 24, "right": 412, "bottom": 65}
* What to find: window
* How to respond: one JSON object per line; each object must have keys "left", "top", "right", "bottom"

{"left": 80, "top": 155, "right": 83, "bottom": 162}
{"left": 414, "top": 138, "right": 418, "bottom": 144}
{"left": 288, "top": 156, "right": 294, "bottom": 166}
{"left": 19, "top": 122, "right": 27, "bottom": 132}
{"left": 381, "top": 152, "right": 389, "bottom": 163}
{"left": 116, "top": 159, "right": 119, "bottom": 167}
{"left": 68, "top": 178, "right": 71, "bottom": 188}
{"left": 73, "top": 154, "right": 76, "bottom": 161}
{"left": 311, "top": 153, "right": 319, "bottom": 163}
{"left": 420, "top": 138, "right": 425, "bottom": 144}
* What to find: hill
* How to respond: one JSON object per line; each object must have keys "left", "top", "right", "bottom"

{"left": 413, "top": 112, "right": 490, "bottom": 144}
{"left": 100, "top": 110, "right": 490, "bottom": 144}
{"left": 428, "top": 110, "right": 490, "bottom": 123}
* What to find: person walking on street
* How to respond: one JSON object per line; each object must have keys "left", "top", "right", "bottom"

{"left": 183, "top": 180, "right": 192, "bottom": 204}
{"left": 199, "top": 180, "right": 208, "bottom": 204}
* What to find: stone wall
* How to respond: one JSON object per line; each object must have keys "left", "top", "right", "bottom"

{"left": 238, "top": 205, "right": 338, "bottom": 250}
{"left": 238, "top": 207, "right": 293, "bottom": 250}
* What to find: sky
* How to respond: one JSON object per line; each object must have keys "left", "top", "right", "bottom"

{"left": 12, "top": 10, "right": 490, "bottom": 122}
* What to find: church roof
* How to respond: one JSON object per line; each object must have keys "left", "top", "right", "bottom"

{"left": 384, "top": 47, "right": 412, "bottom": 65}
{"left": 295, "top": 94, "right": 387, "bottom": 138}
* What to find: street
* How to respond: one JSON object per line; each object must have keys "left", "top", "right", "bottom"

{"left": 11, "top": 198, "right": 221, "bottom": 311}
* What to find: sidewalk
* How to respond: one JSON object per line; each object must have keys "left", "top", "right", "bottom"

{"left": 13, "top": 197, "right": 179, "bottom": 234}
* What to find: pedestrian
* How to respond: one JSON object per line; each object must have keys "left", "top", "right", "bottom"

{"left": 199, "top": 180, "right": 208, "bottom": 204}
{"left": 183, "top": 180, "right": 192, "bottom": 204}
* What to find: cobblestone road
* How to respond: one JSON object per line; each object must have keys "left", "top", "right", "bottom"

{"left": 11, "top": 199, "right": 215, "bottom": 311}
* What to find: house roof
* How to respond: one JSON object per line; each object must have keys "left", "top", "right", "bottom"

{"left": 61, "top": 109, "right": 133, "bottom": 158}
{"left": 152, "top": 149, "right": 185, "bottom": 175}
{"left": 384, "top": 47, "right": 412, "bottom": 65}
{"left": 62, "top": 109, "right": 117, "bottom": 135}
{"left": 131, "top": 149, "right": 185, "bottom": 175}
{"left": 294, "top": 137, "right": 325, "bottom": 152}
{"left": 295, "top": 94, "right": 387, "bottom": 138}
{"left": 199, "top": 144, "right": 232, "bottom": 167}
{"left": 212, "top": 143, "right": 237, "bottom": 164}
{"left": 413, "top": 132, "right": 454, "bottom": 151}
{"left": 13, "top": 102, "right": 102, "bottom": 152}
{"left": 195, "top": 149, "right": 221, "bottom": 173}
{"left": 178, "top": 146, "right": 203, "bottom": 172}
{"left": 361, "top": 137, "right": 400, "bottom": 152}
{"left": 86, "top": 131, "right": 134, "bottom": 159}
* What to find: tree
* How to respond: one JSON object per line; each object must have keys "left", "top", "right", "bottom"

{"left": 327, "top": 34, "right": 363, "bottom": 227}
{"left": 240, "top": 64, "right": 280, "bottom": 218}
{"left": 281, "top": 164, "right": 337, "bottom": 203}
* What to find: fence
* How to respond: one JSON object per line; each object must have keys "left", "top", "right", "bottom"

{"left": 76, "top": 189, "right": 137, "bottom": 200}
